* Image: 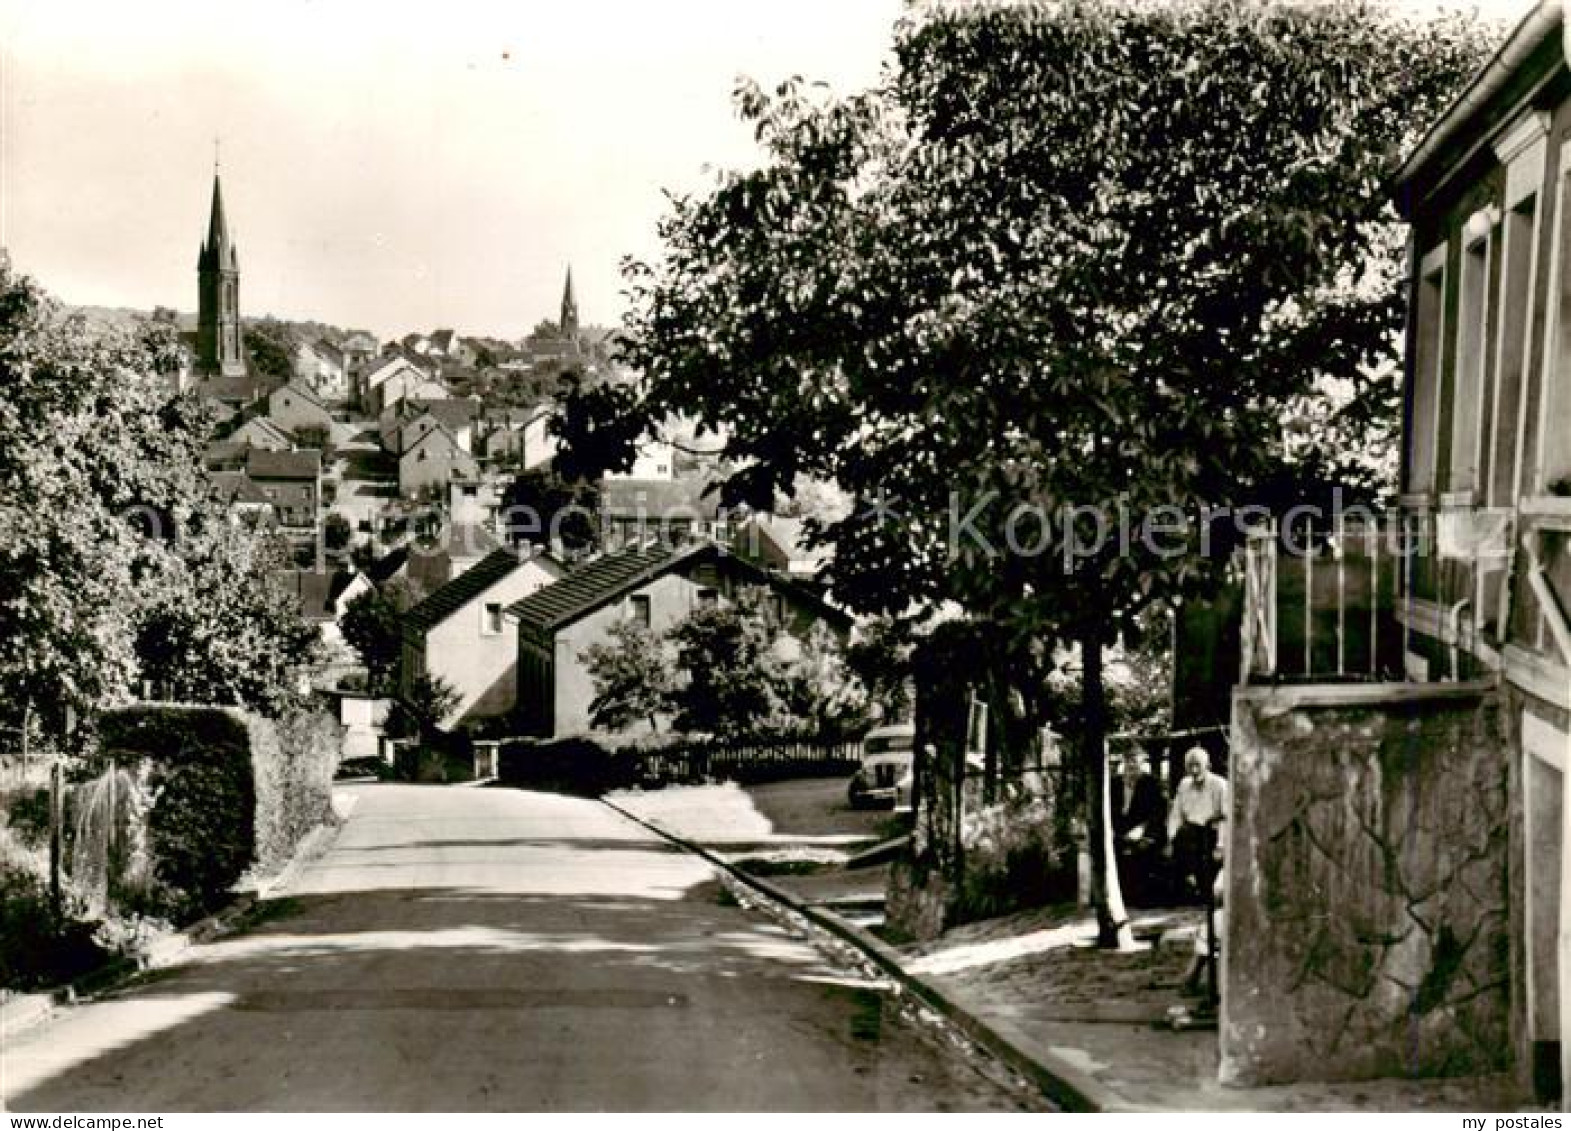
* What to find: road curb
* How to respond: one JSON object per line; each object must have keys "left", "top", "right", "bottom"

{"left": 600, "top": 796, "right": 1113, "bottom": 1113}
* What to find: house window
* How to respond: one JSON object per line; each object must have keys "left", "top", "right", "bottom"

{"left": 1541, "top": 146, "right": 1571, "bottom": 493}
{"left": 1448, "top": 216, "right": 1495, "bottom": 497}
{"left": 1409, "top": 248, "right": 1446, "bottom": 497}
{"left": 629, "top": 594, "right": 652, "bottom": 628}
{"left": 696, "top": 587, "right": 719, "bottom": 607}
{"left": 1488, "top": 193, "right": 1540, "bottom": 508}
{"left": 483, "top": 602, "right": 503, "bottom": 636}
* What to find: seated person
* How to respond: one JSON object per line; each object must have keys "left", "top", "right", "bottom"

{"left": 1111, "top": 755, "right": 1167, "bottom": 903}
{"left": 1166, "top": 746, "right": 1228, "bottom": 903}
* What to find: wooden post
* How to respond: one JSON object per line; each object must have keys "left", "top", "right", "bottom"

{"left": 49, "top": 760, "right": 63, "bottom": 921}
{"left": 1336, "top": 520, "right": 1346, "bottom": 677}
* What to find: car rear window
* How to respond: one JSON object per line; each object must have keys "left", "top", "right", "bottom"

{"left": 865, "top": 734, "right": 914, "bottom": 754}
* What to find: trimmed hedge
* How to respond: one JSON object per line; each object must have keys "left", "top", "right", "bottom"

{"left": 497, "top": 734, "right": 860, "bottom": 797}
{"left": 254, "top": 709, "right": 340, "bottom": 876}
{"left": 98, "top": 706, "right": 255, "bottom": 920}
{"left": 498, "top": 737, "right": 641, "bottom": 797}
{"left": 94, "top": 703, "right": 341, "bottom": 921}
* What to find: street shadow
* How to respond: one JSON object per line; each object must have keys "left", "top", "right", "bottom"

{"left": 6, "top": 880, "right": 1032, "bottom": 1113}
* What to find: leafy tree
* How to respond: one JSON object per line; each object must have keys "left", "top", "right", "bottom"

{"left": 243, "top": 319, "right": 295, "bottom": 385}
{"left": 581, "top": 619, "right": 676, "bottom": 733}
{"left": 323, "top": 512, "right": 353, "bottom": 555}
{"left": 0, "top": 266, "right": 317, "bottom": 726}
{"left": 294, "top": 424, "right": 333, "bottom": 458}
{"left": 341, "top": 581, "right": 415, "bottom": 694}
{"left": 500, "top": 465, "right": 601, "bottom": 556}
{"left": 665, "top": 589, "right": 783, "bottom": 737}
{"left": 385, "top": 673, "right": 461, "bottom": 740}
{"left": 775, "top": 621, "right": 868, "bottom": 736}
{"left": 570, "top": 0, "right": 1492, "bottom": 945}
{"left": 844, "top": 616, "right": 916, "bottom": 724}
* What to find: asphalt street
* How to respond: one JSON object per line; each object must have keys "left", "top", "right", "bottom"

{"left": 2, "top": 783, "right": 1033, "bottom": 1112}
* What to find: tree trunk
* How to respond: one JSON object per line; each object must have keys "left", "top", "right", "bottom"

{"left": 1083, "top": 631, "right": 1135, "bottom": 950}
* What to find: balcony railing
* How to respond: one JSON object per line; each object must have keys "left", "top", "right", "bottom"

{"left": 1242, "top": 517, "right": 1405, "bottom": 684}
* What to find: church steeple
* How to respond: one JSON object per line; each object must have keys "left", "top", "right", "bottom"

{"left": 196, "top": 169, "right": 244, "bottom": 378}
{"left": 559, "top": 265, "right": 579, "bottom": 338}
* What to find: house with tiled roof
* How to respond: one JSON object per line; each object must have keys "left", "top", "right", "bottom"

{"left": 732, "top": 513, "right": 833, "bottom": 585}
{"left": 341, "top": 331, "right": 379, "bottom": 374}
{"left": 509, "top": 541, "right": 851, "bottom": 737}
{"left": 210, "top": 470, "right": 274, "bottom": 521}
{"left": 478, "top": 403, "right": 558, "bottom": 469}
{"left": 381, "top": 398, "right": 481, "bottom": 456}
{"left": 399, "top": 423, "right": 479, "bottom": 498}
{"left": 225, "top": 416, "right": 293, "bottom": 452}
{"left": 268, "top": 381, "right": 334, "bottom": 437}
{"left": 371, "top": 364, "right": 451, "bottom": 417}
{"left": 204, "top": 440, "right": 251, "bottom": 472}
{"left": 600, "top": 476, "right": 728, "bottom": 551}
{"left": 272, "top": 567, "right": 372, "bottom": 655}
{"left": 400, "top": 547, "right": 564, "bottom": 726}
{"left": 293, "top": 340, "right": 348, "bottom": 403}
{"left": 246, "top": 447, "right": 321, "bottom": 529}
{"left": 358, "top": 354, "right": 433, "bottom": 413}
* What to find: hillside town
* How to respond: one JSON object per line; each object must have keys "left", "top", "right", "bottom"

{"left": 4, "top": 0, "right": 1571, "bottom": 1117}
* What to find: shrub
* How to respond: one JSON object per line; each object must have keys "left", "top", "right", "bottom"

{"left": 0, "top": 862, "right": 112, "bottom": 992}
{"left": 497, "top": 736, "right": 642, "bottom": 796}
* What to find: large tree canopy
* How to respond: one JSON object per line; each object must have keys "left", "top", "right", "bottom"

{"left": 571, "top": 0, "right": 1494, "bottom": 942}
{"left": 0, "top": 266, "right": 317, "bottom": 729}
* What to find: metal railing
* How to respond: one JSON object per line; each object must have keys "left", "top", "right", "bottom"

{"left": 1241, "top": 517, "right": 1405, "bottom": 683}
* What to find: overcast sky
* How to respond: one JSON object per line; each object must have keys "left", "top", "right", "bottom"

{"left": 0, "top": 0, "right": 1535, "bottom": 342}
{"left": 0, "top": 0, "right": 903, "bottom": 340}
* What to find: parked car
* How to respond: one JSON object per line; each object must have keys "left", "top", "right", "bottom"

{"left": 847, "top": 723, "right": 915, "bottom": 810}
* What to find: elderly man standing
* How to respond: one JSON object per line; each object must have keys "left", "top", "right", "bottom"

{"left": 1166, "top": 746, "right": 1228, "bottom": 903}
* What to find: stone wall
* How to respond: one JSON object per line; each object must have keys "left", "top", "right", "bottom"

{"left": 1221, "top": 681, "right": 1512, "bottom": 1086}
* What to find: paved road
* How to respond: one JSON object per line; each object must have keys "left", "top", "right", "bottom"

{"left": 3, "top": 784, "right": 1032, "bottom": 1112}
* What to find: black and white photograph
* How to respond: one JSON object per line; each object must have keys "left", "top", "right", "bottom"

{"left": 1, "top": 0, "right": 1567, "bottom": 1115}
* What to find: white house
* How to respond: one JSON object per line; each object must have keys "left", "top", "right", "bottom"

{"left": 400, "top": 548, "right": 565, "bottom": 727}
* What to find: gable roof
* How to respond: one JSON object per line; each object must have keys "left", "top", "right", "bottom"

{"left": 601, "top": 476, "right": 721, "bottom": 519}
{"left": 365, "top": 546, "right": 410, "bottom": 586}
{"left": 404, "top": 548, "right": 529, "bottom": 636}
{"left": 363, "top": 354, "right": 424, "bottom": 388}
{"left": 508, "top": 540, "right": 851, "bottom": 637}
{"left": 272, "top": 381, "right": 330, "bottom": 413}
{"left": 417, "top": 398, "right": 481, "bottom": 432}
{"left": 314, "top": 338, "right": 346, "bottom": 365}
{"left": 247, "top": 447, "right": 321, "bottom": 480}
{"left": 211, "top": 470, "right": 272, "bottom": 506}
{"left": 272, "top": 569, "right": 361, "bottom": 622}
{"left": 399, "top": 422, "right": 466, "bottom": 463}
{"left": 507, "top": 541, "right": 694, "bottom": 633}
{"left": 204, "top": 440, "right": 250, "bottom": 470}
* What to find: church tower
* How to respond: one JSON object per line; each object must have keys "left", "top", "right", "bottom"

{"left": 559, "top": 265, "right": 579, "bottom": 339}
{"left": 197, "top": 171, "right": 245, "bottom": 378}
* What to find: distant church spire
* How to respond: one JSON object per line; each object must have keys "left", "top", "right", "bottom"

{"left": 196, "top": 169, "right": 244, "bottom": 378}
{"left": 560, "top": 265, "right": 579, "bottom": 338}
